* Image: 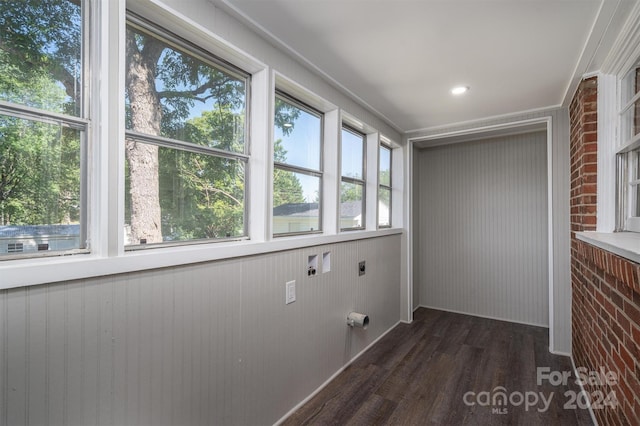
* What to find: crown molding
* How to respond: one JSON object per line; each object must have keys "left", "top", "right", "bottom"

{"left": 601, "top": 1, "right": 640, "bottom": 75}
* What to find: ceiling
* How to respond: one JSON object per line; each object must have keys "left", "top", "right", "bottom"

{"left": 216, "top": 0, "right": 636, "bottom": 133}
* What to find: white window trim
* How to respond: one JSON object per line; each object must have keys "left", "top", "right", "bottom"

{"left": 0, "top": 0, "right": 405, "bottom": 290}
{"left": 577, "top": 1, "right": 640, "bottom": 263}
{"left": 0, "top": 228, "right": 402, "bottom": 289}
{"left": 339, "top": 124, "right": 367, "bottom": 231}
{"left": 123, "top": 13, "right": 252, "bottom": 248}
{"left": 378, "top": 141, "right": 393, "bottom": 228}
{"left": 272, "top": 91, "right": 324, "bottom": 237}
{"left": 0, "top": 0, "right": 90, "bottom": 261}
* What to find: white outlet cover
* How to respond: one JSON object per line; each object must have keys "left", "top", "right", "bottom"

{"left": 286, "top": 280, "right": 296, "bottom": 304}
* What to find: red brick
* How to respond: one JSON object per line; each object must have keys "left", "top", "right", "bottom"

{"left": 582, "top": 184, "right": 597, "bottom": 195}
{"left": 583, "top": 153, "right": 598, "bottom": 164}
{"left": 584, "top": 139, "right": 598, "bottom": 150}
{"left": 617, "top": 311, "right": 631, "bottom": 334}
{"left": 620, "top": 344, "right": 635, "bottom": 371}
{"left": 624, "top": 300, "right": 640, "bottom": 325}
{"left": 612, "top": 291, "right": 625, "bottom": 310}
{"left": 625, "top": 371, "right": 640, "bottom": 401}
{"left": 612, "top": 321, "right": 626, "bottom": 343}
{"left": 584, "top": 132, "right": 598, "bottom": 143}
{"left": 584, "top": 122, "right": 598, "bottom": 132}
{"left": 624, "top": 333, "right": 640, "bottom": 361}
{"left": 613, "top": 349, "right": 626, "bottom": 372}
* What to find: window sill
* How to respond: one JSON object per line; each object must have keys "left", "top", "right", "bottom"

{"left": 575, "top": 231, "right": 640, "bottom": 264}
{"left": 0, "top": 228, "right": 403, "bottom": 290}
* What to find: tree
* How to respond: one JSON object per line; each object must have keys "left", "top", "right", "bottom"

{"left": 0, "top": 0, "right": 82, "bottom": 115}
{"left": 159, "top": 108, "right": 245, "bottom": 240}
{"left": 125, "top": 24, "right": 247, "bottom": 244}
{"left": 272, "top": 97, "right": 306, "bottom": 207}
{"left": 340, "top": 182, "right": 363, "bottom": 203}
{"left": 273, "top": 139, "right": 304, "bottom": 207}
{"left": 0, "top": 38, "right": 79, "bottom": 226}
{"left": 0, "top": 1, "right": 304, "bottom": 243}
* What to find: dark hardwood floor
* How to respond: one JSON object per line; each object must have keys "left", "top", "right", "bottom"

{"left": 283, "top": 308, "right": 594, "bottom": 426}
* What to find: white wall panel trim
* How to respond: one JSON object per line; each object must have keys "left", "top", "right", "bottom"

{"left": 0, "top": 230, "right": 401, "bottom": 290}
{"left": 405, "top": 106, "right": 560, "bottom": 135}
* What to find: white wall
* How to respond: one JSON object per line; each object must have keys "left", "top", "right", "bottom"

{"left": 415, "top": 131, "right": 549, "bottom": 326}
{"left": 0, "top": 235, "right": 401, "bottom": 426}
{"left": 407, "top": 106, "right": 572, "bottom": 354}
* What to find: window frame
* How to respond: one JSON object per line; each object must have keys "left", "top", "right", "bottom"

{"left": 378, "top": 142, "right": 392, "bottom": 228}
{"left": 124, "top": 13, "right": 252, "bottom": 249}
{"left": 0, "top": 0, "right": 90, "bottom": 260}
{"left": 0, "top": 1, "right": 405, "bottom": 288}
{"left": 272, "top": 91, "right": 324, "bottom": 237}
{"left": 616, "top": 61, "right": 640, "bottom": 232}
{"left": 340, "top": 124, "right": 366, "bottom": 231}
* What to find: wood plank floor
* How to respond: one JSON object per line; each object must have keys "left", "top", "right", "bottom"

{"left": 283, "top": 308, "right": 593, "bottom": 426}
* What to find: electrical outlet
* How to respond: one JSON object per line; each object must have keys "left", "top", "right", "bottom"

{"left": 359, "top": 261, "right": 366, "bottom": 276}
{"left": 285, "top": 280, "right": 296, "bottom": 304}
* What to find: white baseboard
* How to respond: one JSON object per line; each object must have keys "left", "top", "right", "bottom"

{"left": 417, "top": 304, "right": 550, "bottom": 329}
{"left": 570, "top": 356, "right": 599, "bottom": 426}
{"left": 273, "top": 320, "right": 402, "bottom": 425}
{"left": 549, "top": 349, "right": 572, "bottom": 357}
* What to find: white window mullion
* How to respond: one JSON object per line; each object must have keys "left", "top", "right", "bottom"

{"left": 365, "top": 133, "right": 379, "bottom": 231}
{"left": 323, "top": 110, "right": 340, "bottom": 235}
{"left": 248, "top": 68, "right": 271, "bottom": 243}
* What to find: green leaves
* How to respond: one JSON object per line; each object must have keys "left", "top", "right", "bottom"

{"left": 0, "top": 0, "right": 82, "bottom": 115}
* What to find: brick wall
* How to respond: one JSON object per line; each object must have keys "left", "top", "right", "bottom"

{"left": 570, "top": 77, "right": 640, "bottom": 425}
{"left": 570, "top": 76, "right": 598, "bottom": 233}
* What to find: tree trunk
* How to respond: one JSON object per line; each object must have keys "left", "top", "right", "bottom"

{"left": 125, "top": 39, "right": 163, "bottom": 244}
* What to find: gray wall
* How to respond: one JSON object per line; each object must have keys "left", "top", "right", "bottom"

{"left": 0, "top": 234, "right": 401, "bottom": 426}
{"left": 407, "top": 107, "right": 572, "bottom": 353}
{"left": 415, "top": 132, "right": 549, "bottom": 326}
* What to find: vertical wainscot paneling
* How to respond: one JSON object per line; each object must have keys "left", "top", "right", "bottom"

{"left": 408, "top": 107, "right": 572, "bottom": 353}
{"left": 416, "top": 132, "right": 549, "bottom": 326}
{"left": 0, "top": 234, "right": 401, "bottom": 426}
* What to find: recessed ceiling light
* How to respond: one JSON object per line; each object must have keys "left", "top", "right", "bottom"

{"left": 451, "top": 86, "right": 470, "bottom": 95}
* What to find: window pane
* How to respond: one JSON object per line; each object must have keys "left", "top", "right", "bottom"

{"left": 125, "top": 141, "right": 245, "bottom": 245}
{"left": 0, "top": 116, "right": 82, "bottom": 255}
{"left": 274, "top": 96, "right": 321, "bottom": 170}
{"left": 341, "top": 128, "right": 364, "bottom": 180}
{"left": 622, "top": 65, "right": 640, "bottom": 110}
{"left": 273, "top": 168, "right": 320, "bottom": 234}
{"left": 340, "top": 181, "right": 364, "bottom": 229}
{"left": 378, "top": 187, "right": 391, "bottom": 227}
{"left": 379, "top": 145, "right": 391, "bottom": 186}
{"left": 0, "top": 0, "right": 83, "bottom": 116}
{"left": 622, "top": 100, "right": 640, "bottom": 140}
{"left": 125, "top": 23, "right": 246, "bottom": 154}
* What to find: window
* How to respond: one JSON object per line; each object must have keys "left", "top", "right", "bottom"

{"left": 0, "top": 0, "right": 87, "bottom": 258}
{"left": 8, "top": 243, "right": 23, "bottom": 254}
{"left": 340, "top": 126, "right": 366, "bottom": 230}
{"left": 124, "top": 14, "right": 249, "bottom": 247}
{"left": 378, "top": 143, "right": 392, "bottom": 228}
{"left": 616, "top": 60, "right": 640, "bottom": 232}
{"left": 272, "top": 92, "right": 323, "bottom": 235}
